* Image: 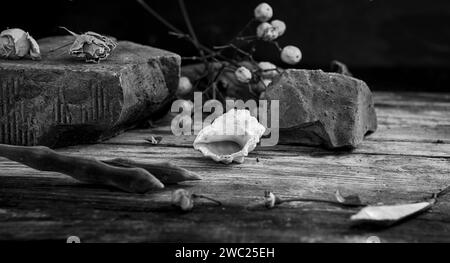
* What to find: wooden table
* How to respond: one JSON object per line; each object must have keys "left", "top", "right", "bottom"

{"left": 0, "top": 92, "right": 449, "bottom": 242}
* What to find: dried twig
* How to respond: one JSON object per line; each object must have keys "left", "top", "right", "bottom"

{"left": 0, "top": 144, "right": 201, "bottom": 193}
{"left": 0, "top": 144, "right": 163, "bottom": 193}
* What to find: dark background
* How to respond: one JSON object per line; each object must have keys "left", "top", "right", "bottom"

{"left": 1, "top": 0, "right": 449, "bottom": 92}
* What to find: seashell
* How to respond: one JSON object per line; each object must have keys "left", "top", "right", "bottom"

{"left": 0, "top": 28, "right": 41, "bottom": 60}
{"left": 193, "top": 109, "right": 266, "bottom": 164}
{"left": 60, "top": 27, "right": 117, "bottom": 63}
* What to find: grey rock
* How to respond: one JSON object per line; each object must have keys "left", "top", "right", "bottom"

{"left": 264, "top": 69, "right": 377, "bottom": 148}
{"left": 0, "top": 36, "right": 180, "bottom": 147}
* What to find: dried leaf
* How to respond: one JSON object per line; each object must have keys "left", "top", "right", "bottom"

{"left": 335, "top": 190, "right": 363, "bottom": 207}
{"left": 350, "top": 200, "right": 435, "bottom": 225}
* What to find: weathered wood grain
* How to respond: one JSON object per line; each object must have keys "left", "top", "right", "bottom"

{"left": 0, "top": 92, "right": 449, "bottom": 242}
{"left": 103, "top": 131, "right": 450, "bottom": 158}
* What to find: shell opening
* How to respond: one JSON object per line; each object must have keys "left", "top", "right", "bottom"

{"left": 193, "top": 109, "right": 266, "bottom": 164}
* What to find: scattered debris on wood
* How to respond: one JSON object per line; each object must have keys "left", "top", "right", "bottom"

{"left": 335, "top": 190, "right": 363, "bottom": 207}
{"left": 264, "top": 190, "right": 366, "bottom": 209}
{"left": 351, "top": 186, "right": 449, "bottom": 226}
{"left": 350, "top": 201, "right": 435, "bottom": 225}
{"left": 172, "top": 189, "right": 222, "bottom": 212}
{"left": 146, "top": 136, "right": 163, "bottom": 145}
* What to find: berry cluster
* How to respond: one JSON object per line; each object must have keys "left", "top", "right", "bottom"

{"left": 138, "top": 1, "right": 303, "bottom": 104}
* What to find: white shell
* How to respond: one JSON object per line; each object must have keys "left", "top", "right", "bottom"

{"left": 193, "top": 109, "right": 266, "bottom": 164}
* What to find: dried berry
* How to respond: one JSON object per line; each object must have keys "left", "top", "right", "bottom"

{"left": 271, "top": 20, "right": 286, "bottom": 37}
{"left": 254, "top": 3, "right": 273, "bottom": 22}
{"left": 60, "top": 27, "right": 117, "bottom": 63}
{"left": 256, "top": 23, "right": 278, "bottom": 41}
{"left": 256, "top": 22, "right": 272, "bottom": 39}
{"left": 177, "top": 76, "right": 193, "bottom": 96}
{"left": 234, "top": 66, "right": 252, "bottom": 83}
{"left": 0, "top": 28, "right": 41, "bottom": 60}
{"left": 281, "top": 45, "right": 302, "bottom": 65}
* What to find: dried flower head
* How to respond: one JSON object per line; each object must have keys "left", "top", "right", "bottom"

{"left": 0, "top": 28, "right": 41, "bottom": 60}
{"left": 177, "top": 76, "right": 193, "bottom": 96}
{"left": 271, "top": 20, "right": 286, "bottom": 37}
{"left": 172, "top": 189, "right": 194, "bottom": 211}
{"left": 254, "top": 3, "right": 273, "bottom": 22}
{"left": 281, "top": 45, "right": 302, "bottom": 65}
{"left": 235, "top": 66, "right": 252, "bottom": 83}
{"left": 60, "top": 27, "right": 117, "bottom": 63}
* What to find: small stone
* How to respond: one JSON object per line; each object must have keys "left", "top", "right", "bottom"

{"left": 265, "top": 69, "right": 377, "bottom": 148}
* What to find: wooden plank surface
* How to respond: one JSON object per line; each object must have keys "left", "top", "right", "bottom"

{"left": 0, "top": 91, "right": 449, "bottom": 243}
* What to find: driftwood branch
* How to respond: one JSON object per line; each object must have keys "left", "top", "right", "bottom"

{"left": 0, "top": 144, "right": 200, "bottom": 193}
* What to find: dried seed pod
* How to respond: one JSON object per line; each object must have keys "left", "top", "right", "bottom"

{"left": 0, "top": 28, "right": 41, "bottom": 60}
{"left": 60, "top": 27, "right": 117, "bottom": 63}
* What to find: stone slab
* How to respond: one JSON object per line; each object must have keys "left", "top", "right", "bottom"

{"left": 0, "top": 36, "right": 180, "bottom": 147}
